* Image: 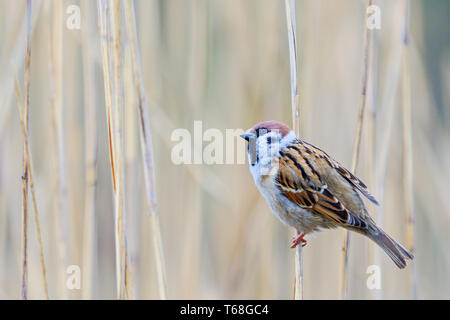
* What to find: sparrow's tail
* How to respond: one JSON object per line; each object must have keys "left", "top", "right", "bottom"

{"left": 367, "top": 226, "right": 413, "bottom": 269}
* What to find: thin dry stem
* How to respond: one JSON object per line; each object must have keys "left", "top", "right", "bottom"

{"left": 123, "top": 0, "right": 168, "bottom": 299}
{"left": 97, "top": 0, "right": 128, "bottom": 299}
{"left": 123, "top": 48, "right": 137, "bottom": 299}
{"left": 0, "top": 1, "right": 42, "bottom": 137}
{"left": 48, "top": 0, "right": 69, "bottom": 299}
{"left": 109, "top": 0, "right": 128, "bottom": 300}
{"left": 401, "top": 0, "right": 417, "bottom": 299}
{"left": 340, "top": 0, "right": 373, "bottom": 300}
{"left": 284, "top": 0, "right": 303, "bottom": 300}
{"left": 365, "top": 19, "right": 380, "bottom": 300}
{"left": 97, "top": 0, "right": 118, "bottom": 297}
{"left": 20, "top": 0, "right": 32, "bottom": 300}
{"left": 15, "top": 77, "right": 49, "bottom": 300}
{"left": 81, "top": 0, "right": 98, "bottom": 300}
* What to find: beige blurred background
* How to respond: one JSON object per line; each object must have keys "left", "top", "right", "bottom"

{"left": 0, "top": 0, "right": 448, "bottom": 299}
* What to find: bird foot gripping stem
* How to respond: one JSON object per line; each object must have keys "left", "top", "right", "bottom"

{"left": 290, "top": 232, "right": 307, "bottom": 248}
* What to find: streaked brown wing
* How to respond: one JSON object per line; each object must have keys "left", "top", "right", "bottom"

{"left": 301, "top": 140, "right": 379, "bottom": 205}
{"left": 276, "top": 145, "right": 369, "bottom": 230}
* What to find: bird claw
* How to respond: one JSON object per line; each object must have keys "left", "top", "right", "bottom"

{"left": 290, "top": 232, "right": 307, "bottom": 248}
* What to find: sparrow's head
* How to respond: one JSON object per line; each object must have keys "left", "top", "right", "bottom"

{"left": 240, "top": 121, "right": 296, "bottom": 168}
{"left": 240, "top": 120, "right": 292, "bottom": 142}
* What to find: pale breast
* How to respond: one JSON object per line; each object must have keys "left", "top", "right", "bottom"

{"left": 252, "top": 168, "right": 332, "bottom": 233}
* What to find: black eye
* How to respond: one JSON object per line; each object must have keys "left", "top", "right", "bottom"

{"left": 257, "top": 128, "right": 270, "bottom": 137}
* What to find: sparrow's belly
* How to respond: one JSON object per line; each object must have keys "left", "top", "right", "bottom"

{"left": 254, "top": 174, "right": 334, "bottom": 233}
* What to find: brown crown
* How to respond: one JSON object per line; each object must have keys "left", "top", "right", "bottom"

{"left": 252, "top": 120, "right": 291, "bottom": 137}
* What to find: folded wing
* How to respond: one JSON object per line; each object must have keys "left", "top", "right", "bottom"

{"left": 276, "top": 143, "right": 370, "bottom": 230}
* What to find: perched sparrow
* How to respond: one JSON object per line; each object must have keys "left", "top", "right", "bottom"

{"left": 241, "top": 120, "right": 413, "bottom": 268}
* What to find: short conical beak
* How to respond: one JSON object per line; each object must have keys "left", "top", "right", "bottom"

{"left": 240, "top": 132, "right": 256, "bottom": 141}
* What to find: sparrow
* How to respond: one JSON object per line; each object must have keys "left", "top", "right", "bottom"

{"left": 240, "top": 120, "right": 413, "bottom": 268}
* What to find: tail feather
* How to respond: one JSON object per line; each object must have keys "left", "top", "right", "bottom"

{"left": 367, "top": 227, "right": 413, "bottom": 269}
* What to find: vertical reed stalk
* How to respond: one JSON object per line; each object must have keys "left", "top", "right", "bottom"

{"left": 20, "top": 0, "right": 32, "bottom": 299}
{"left": 123, "top": 0, "right": 168, "bottom": 299}
{"left": 401, "top": 0, "right": 417, "bottom": 299}
{"left": 97, "top": 0, "right": 128, "bottom": 299}
{"left": 49, "top": 0, "right": 68, "bottom": 299}
{"left": 110, "top": 0, "right": 128, "bottom": 300}
{"left": 81, "top": 0, "right": 98, "bottom": 300}
{"left": 340, "top": 0, "right": 373, "bottom": 300}
{"left": 15, "top": 77, "right": 49, "bottom": 300}
{"left": 123, "top": 48, "right": 138, "bottom": 299}
{"left": 97, "top": 0, "right": 118, "bottom": 297}
{"left": 365, "top": 19, "right": 379, "bottom": 300}
{"left": 284, "top": 0, "right": 303, "bottom": 300}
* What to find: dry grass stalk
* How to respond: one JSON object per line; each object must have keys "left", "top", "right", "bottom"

{"left": 81, "top": 0, "right": 98, "bottom": 300}
{"left": 109, "top": 0, "right": 128, "bottom": 300}
{"left": 48, "top": 0, "right": 69, "bottom": 299}
{"left": 401, "top": 0, "right": 417, "bottom": 299}
{"left": 340, "top": 0, "right": 373, "bottom": 300}
{"left": 371, "top": 3, "right": 408, "bottom": 298}
{"left": 96, "top": 0, "right": 118, "bottom": 297}
{"left": 179, "top": 0, "right": 205, "bottom": 298}
{"left": 364, "top": 19, "right": 379, "bottom": 300}
{"left": 123, "top": 48, "right": 138, "bottom": 299}
{"left": 284, "top": 0, "right": 303, "bottom": 300}
{"left": 0, "top": 1, "right": 43, "bottom": 137}
{"left": 123, "top": 0, "right": 168, "bottom": 299}
{"left": 14, "top": 76, "right": 49, "bottom": 300}
{"left": 19, "top": 0, "right": 32, "bottom": 300}
{"left": 97, "top": 0, "right": 128, "bottom": 299}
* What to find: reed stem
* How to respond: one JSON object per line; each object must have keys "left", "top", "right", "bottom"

{"left": 49, "top": 0, "right": 69, "bottom": 299}
{"left": 340, "top": 0, "right": 373, "bottom": 300}
{"left": 401, "top": 0, "right": 417, "bottom": 299}
{"left": 15, "top": 76, "right": 49, "bottom": 300}
{"left": 284, "top": 0, "right": 303, "bottom": 300}
{"left": 20, "top": 0, "right": 32, "bottom": 300}
{"left": 97, "top": 0, "right": 129, "bottom": 299}
{"left": 81, "top": 0, "right": 98, "bottom": 300}
{"left": 123, "top": 0, "right": 168, "bottom": 299}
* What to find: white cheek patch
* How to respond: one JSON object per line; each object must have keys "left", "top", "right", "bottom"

{"left": 248, "top": 129, "right": 297, "bottom": 178}
{"left": 258, "top": 132, "right": 281, "bottom": 160}
{"left": 257, "top": 132, "right": 281, "bottom": 175}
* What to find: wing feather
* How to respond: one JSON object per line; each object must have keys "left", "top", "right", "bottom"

{"left": 276, "top": 144, "right": 369, "bottom": 230}
{"left": 301, "top": 141, "right": 379, "bottom": 205}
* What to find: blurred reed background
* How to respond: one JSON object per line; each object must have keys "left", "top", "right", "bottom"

{"left": 0, "top": 0, "right": 448, "bottom": 299}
